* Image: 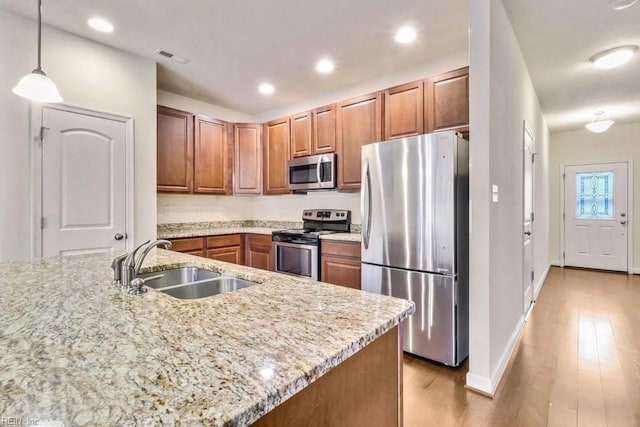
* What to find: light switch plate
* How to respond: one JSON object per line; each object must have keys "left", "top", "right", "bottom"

{"left": 492, "top": 184, "right": 499, "bottom": 203}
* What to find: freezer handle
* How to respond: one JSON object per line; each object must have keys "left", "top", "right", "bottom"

{"left": 362, "top": 160, "right": 372, "bottom": 249}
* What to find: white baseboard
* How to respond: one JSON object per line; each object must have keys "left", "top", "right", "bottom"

{"left": 465, "top": 315, "right": 525, "bottom": 397}
{"left": 550, "top": 259, "right": 561, "bottom": 266}
{"left": 533, "top": 265, "right": 550, "bottom": 300}
{"left": 633, "top": 267, "right": 640, "bottom": 275}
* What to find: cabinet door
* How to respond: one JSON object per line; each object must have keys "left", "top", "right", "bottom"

{"left": 425, "top": 67, "right": 469, "bottom": 134}
{"left": 206, "top": 234, "right": 244, "bottom": 265}
{"left": 245, "top": 234, "right": 273, "bottom": 271}
{"left": 194, "top": 116, "right": 231, "bottom": 194}
{"left": 233, "top": 123, "right": 263, "bottom": 194}
{"left": 384, "top": 81, "right": 424, "bottom": 140}
{"left": 336, "top": 93, "right": 383, "bottom": 191}
{"left": 321, "top": 241, "right": 361, "bottom": 289}
{"left": 169, "top": 237, "right": 205, "bottom": 257}
{"left": 157, "top": 106, "right": 194, "bottom": 193}
{"left": 312, "top": 104, "right": 336, "bottom": 154}
{"left": 264, "top": 118, "right": 291, "bottom": 195}
{"left": 290, "top": 112, "right": 313, "bottom": 158}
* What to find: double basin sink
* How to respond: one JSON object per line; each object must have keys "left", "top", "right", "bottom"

{"left": 138, "top": 267, "right": 257, "bottom": 300}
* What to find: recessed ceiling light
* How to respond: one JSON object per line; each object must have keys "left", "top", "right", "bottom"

{"left": 316, "top": 58, "right": 335, "bottom": 74}
{"left": 88, "top": 17, "right": 114, "bottom": 33}
{"left": 585, "top": 111, "right": 615, "bottom": 133}
{"left": 395, "top": 26, "right": 417, "bottom": 44}
{"left": 259, "top": 83, "right": 275, "bottom": 95}
{"left": 611, "top": 0, "right": 638, "bottom": 10}
{"left": 590, "top": 45, "right": 638, "bottom": 69}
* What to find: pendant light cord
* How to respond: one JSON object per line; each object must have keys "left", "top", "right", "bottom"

{"left": 36, "top": 0, "right": 42, "bottom": 72}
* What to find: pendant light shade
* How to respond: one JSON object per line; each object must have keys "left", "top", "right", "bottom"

{"left": 13, "top": 69, "right": 63, "bottom": 103}
{"left": 13, "top": 0, "right": 63, "bottom": 103}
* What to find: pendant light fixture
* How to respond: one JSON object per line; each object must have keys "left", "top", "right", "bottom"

{"left": 585, "top": 111, "right": 615, "bottom": 133}
{"left": 12, "top": 0, "right": 63, "bottom": 103}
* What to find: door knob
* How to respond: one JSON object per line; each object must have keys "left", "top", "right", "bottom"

{"left": 620, "top": 220, "right": 627, "bottom": 225}
{"left": 114, "top": 233, "right": 124, "bottom": 241}
{"left": 524, "top": 231, "right": 532, "bottom": 236}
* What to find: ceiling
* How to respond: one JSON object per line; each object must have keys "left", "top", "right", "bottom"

{"left": 502, "top": 0, "right": 640, "bottom": 132}
{"left": 0, "top": 0, "right": 468, "bottom": 115}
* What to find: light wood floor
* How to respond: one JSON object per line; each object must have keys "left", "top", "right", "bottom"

{"left": 403, "top": 267, "right": 640, "bottom": 427}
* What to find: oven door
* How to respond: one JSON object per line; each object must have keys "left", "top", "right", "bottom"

{"left": 272, "top": 241, "right": 319, "bottom": 280}
{"left": 288, "top": 153, "right": 336, "bottom": 191}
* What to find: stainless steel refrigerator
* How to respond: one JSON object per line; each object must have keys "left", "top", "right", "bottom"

{"left": 361, "top": 131, "right": 469, "bottom": 366}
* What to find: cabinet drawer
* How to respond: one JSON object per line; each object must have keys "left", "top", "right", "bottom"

{"left": 245, "top": 233, "right": 272, "bottom": 247}
{"left": 321, "top": 240, "right": 361, "bottom": 259}
{"left": 206, "top": 234, "right": 243, "bottom": 248}
{"left": 170, "top": 237, "right": 204, "bottom": 252}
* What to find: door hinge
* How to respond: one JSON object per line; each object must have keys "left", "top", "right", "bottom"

{"left": 562, "top": 212, "right": 565, "bottom": 220}
{"left": 41, "top": 217, "right": 46, "bottom": 229}
{"left": 39, "top": 126, "right": 49, "bottom": 143}
{"left": 562, "top": 173, "right": 566, "bottom": 180}
{"left": 531, "top": 271, "right": 535, "bottom": 281}
{"left": 562, "top": 251, "right": 565, "bottom": 260}
{"left": 531, "top": 212, "right": 535, "bottom": 222}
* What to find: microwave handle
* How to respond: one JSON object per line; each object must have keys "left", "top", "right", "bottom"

{"left": 316, "top": 155, "right": 323, "bottom": 185}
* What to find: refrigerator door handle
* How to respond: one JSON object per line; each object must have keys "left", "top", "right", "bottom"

{"left": 362, "top": 160, "right": 372, "bottom": 249}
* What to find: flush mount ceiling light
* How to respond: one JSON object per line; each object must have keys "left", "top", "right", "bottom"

{"left": 585, "top": 111, "right": 615, "bottom": 133}
{"left": 315, "top": 58, "right": 335, "bottom": 74}
{"left": 395, "top": 26, "right": 417, "bottom": 44}
{"left": 258, "top": 83, "right": 275, "bottom": 95}
{"left": 590, "top": 45, "right": 638, "bottom": 69}
{"left": 12, "top": 0, "right": 63, "bottom": 103}
{"left": 88, "top": 17, "right": 114, "bottom": 33}
{"left": 611, "top": 0, "right": 638, "bottom": 10}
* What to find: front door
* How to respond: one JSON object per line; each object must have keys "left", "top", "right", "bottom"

{"left": 42, "top": 107, "right": 128, "bottom": 257}
{"left": 523, "top": 124, "right": 534, "bottom": 312}
{"left": 564, "top": 163, "right": 628, "bottom": 272}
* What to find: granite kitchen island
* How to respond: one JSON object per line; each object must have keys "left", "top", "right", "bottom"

{"left": 0, "top": 250, "right": 413, "bottom": 426}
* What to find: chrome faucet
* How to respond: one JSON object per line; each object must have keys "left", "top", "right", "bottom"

{"left": 111, "top": 239, "right": 173, "bottom": 294}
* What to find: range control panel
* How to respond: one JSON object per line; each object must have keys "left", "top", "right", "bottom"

{"left": 302, "top": 209, "right": 351, "bottom": 222}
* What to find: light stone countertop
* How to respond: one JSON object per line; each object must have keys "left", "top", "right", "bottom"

{"left": 158, "top": 226, "right": 277, "bottom": 239}
{"left": 0, "top": 249, "right": 413, "bottom": 426}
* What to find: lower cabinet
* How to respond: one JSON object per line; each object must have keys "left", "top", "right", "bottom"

{"left": 321, "top": 241, "right": 361, "bottom": 290}
{"left": 168, "top": 237, "right": 205, "bottom": 257}
{"left": 206, "top": 235, "right": 244, "bottom": 265}
{"left": 245, "top": 234, "right": 273, "bottom": 271}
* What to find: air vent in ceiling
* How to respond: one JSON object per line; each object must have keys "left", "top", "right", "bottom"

{"left": 155, "top": 49, "right": 190, "bottom": 65}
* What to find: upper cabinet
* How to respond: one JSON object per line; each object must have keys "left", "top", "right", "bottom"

{"left": 157, "top": 106, "right": 194, "bottom": 193}
{"left": 233, "top": 123, "right": 263, "bottom": 195}
{"left": 264, "top": 118, "right": 290, "bottom": 195}
{"left": 336, "top": 92, "right": 383, "bottom": 191}
{"left": 425, "top": 67, "right": 469, "bottom": 135}
{"left": 384, "top": 81, "right": 424, "bottom": 140}
{"left": 312, "top": 104, "right": 337, "bottom": 155}
{"left": 194, "top": 115, "right": 231, "bottom": 195}
{"left": 290, "top": 112, "right": 313, "bottom": 158}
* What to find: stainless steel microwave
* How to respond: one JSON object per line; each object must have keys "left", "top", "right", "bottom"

{"left": 288, "top": 153, "right": 336, "bottom": 191}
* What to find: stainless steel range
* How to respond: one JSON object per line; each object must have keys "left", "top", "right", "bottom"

{"left": 272, "top": 209, "right": 351, "bottom": 280}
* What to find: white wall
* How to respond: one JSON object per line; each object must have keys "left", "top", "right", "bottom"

{"left": 549, "top": 121, "right": 640, "bottom": 268}
{"left": 467, "top": 0, "right": 550, "bottom": 395}
{"left": 0, "top": 9, "right": 157, "bottom": 261}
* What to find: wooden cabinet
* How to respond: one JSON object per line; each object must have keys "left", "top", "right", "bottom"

{"left": 312, "top": 104, "right": 337, "bottom": 154}
{"left": 206, "top": 234, "right": 244, "bottom": 264}
{"left": 321, "top": 241, "right": 361, "bottom": 290}
{"left": 157, "top": 106, "right": 194, "bottom": 193}
{"left": 168, "top": 237, "right": 205, "bottom": 257}
{"left": 290, "top": 112, "right": 313, "bottom": 158}
{"left": 336, "top": 93, "right": 383, "bottom": 191}
{"left": 425, "top": 67, "right": 469, "bottom": 135}
{"left": 384, "top": 81, "right": 424, "bottom": 140}
{"left": 264, "top": 118, "right": 290, "bottom": 195}
{"left": 233, "top": 123, "right": 263, "bottom": 194}
{"left": 194, "top": 115, "right": 231, "bottom": 194}
{"left": 245, "top": 234, "right": 273, "bottom": 271}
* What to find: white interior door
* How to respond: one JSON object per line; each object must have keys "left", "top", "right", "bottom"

{"left": 564, "top": 163, "right": 628, "bottom": 271}
{"left": 523, "top": 124, "right": 534, "bottom": 313}
{"left": 42, "top": 107, "right": 128, "bottom": 257}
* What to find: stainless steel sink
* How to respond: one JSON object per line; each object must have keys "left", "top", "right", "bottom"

{"left": 137, "top": 267, "right": 221, "bottom": 289}
{"left": 159, "top": 277, "right": 257, "bottom": 300}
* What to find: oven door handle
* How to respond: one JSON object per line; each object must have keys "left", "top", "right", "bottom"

{"left": 272, "top": 241, "right": 318, "bottom": 251}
